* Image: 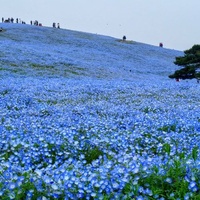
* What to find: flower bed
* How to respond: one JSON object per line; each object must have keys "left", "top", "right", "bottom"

{"left": 0, "top": 76, "right": 199, "bottom": 199}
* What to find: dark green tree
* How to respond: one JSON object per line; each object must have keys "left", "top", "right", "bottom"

{"left": 169, "top": 45, "right": 200, "bottom": 80}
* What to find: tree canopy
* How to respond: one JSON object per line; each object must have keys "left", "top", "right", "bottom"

{"left": 169, "top": 45, "right": 200, "bottom": 80}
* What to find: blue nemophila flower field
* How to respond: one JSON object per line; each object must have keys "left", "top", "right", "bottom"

{"left": 0, "top": 23, "right": 200, "bottom": 199}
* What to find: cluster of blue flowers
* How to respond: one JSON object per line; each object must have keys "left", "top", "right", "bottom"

{"left": 0, "top": 23, "right": 199, "bottom": 199}
{"left": 0, "top": 76, "right": 199, "bottom": 199}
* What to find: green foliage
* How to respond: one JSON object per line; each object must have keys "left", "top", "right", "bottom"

{"left": 122, "top": 156, "right": 200, "bottom": 199}
{"left": 0, "top": 172, "right": 47, "bottom": 200}
{"left": 30, "top": 63, "right": 54, "bottom": 69}
{"left": 192, "top": 146, "right": 199, "bottom": 161}
{"left": 162, "top": 143, "right": 171, "bottom": 155}
{"left": 158, "top": 124, "right": 177, "bottom": 133}
{"left": 83, "top": 146, "right": 104, "bottom": 164}
{"left": 143, "top": 107, "right": 157, "bottom": 113}
{"left": 0, "top": 89, "right": 10, "bottom": 96}
{"left": 169, "top": 44, "right": 200, "bottom": 80}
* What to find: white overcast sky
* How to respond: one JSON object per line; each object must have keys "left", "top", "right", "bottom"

{"left": 1, "top": 0, "right": 200, "bottom": 50}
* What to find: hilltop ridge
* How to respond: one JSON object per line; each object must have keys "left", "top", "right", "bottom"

{"left": 0, "top": 23, "right": 183, "bottom": 80}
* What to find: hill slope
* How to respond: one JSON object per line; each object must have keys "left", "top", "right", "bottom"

{"left": 0, "top": 23, "right": 182, "bottom": 80}
{"left": 1, "top": 24, "right": 200, "bottom": 199}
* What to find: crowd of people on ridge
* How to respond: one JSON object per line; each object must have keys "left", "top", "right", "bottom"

{"left": 2, "top": 17, "right": 26, "bottom": 24}
{"left": 1, "top": 17, "right": 61, "bottom": 29}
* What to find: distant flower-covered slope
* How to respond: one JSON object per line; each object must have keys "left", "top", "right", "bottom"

{"left": 0, "top": 23, "right": 183, "bottom": 80}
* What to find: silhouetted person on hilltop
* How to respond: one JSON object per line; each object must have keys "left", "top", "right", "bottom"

{"left": 123, "top": 36, "right": 126, "bottom": 41}
{"left": 57, "top": 23, "right": 60, "bottom": 28}
{"left": 2, "top": 17, "right": 4, "bottom": 23}
{"left": 16, "top": 18, "right": 18, "bottom": 23}
{"left": 34, "top": 20, "right": 38, "bottom": 26}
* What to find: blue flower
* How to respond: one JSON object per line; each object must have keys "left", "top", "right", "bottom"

{"left": 9, "top": 182, "right": 16, "bottom": 190}
{"left": 165, "top": 177, "right": 172, "bottom": 184}
{"left": 2, "top": 170, "right": 12, "bottom": 180}
{"left": 136, "top": 196, "right": 144, "bottom": 200}
{"left": 189, "top": 181, "right": 197, "bottom": 190}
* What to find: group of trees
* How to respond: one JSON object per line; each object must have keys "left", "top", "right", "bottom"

{"left": 169, "top": 45, "right": 200, "bottom": 81}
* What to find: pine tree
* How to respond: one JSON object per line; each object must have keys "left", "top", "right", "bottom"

{"left": 169, "top": 45, "right": 200, "bottom": 80}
